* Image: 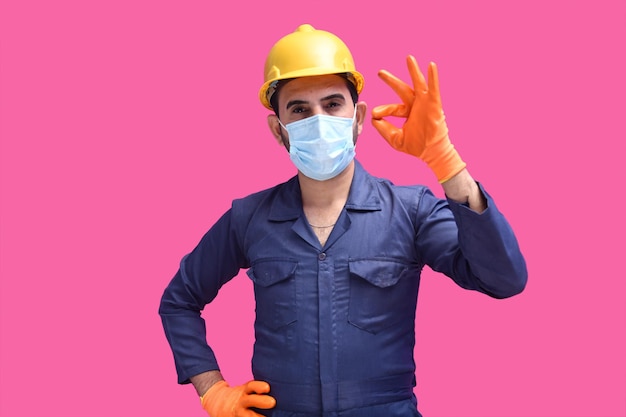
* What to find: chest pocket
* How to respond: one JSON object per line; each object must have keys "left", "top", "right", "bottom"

{"left": 246, "top": 259, "right": 298, "bottom": 330}
{"left": 348, "top": 259, "right": 420, "bottom": 334}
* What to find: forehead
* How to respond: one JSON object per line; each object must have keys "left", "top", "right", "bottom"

{"left": 277, "top": 74, "right": 350, "bottom": 105}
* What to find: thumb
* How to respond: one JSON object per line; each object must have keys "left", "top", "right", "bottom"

{"left": 372, "top": 103, "right": 409, "bottom": 119}
{"left": 371, "top": 118, "right": 404, "bottom": 147}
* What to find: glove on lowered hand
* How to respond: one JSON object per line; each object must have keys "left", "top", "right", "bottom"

{"left": 200, "top": 380, "right": 276, "bottom": 417}
{"left": 372, "top": 55, "right": 466, "bottom": 183}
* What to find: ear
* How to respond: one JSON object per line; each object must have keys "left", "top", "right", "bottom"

{"left": 267, "top": 114, "right": 285, "bottom": 146}
{"left": 355, "top": 101, "right": 367, "bottom": 135}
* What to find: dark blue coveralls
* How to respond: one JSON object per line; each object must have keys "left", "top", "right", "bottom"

{"left": 159, "top": 160, "right": 527, "bottom": 416}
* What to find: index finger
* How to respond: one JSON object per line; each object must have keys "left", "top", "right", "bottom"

{"left": 377, "top": 69, "right": 414, "bottom": 106}
{"left": 240, "top": 393, "right": 277, "bottom": 411}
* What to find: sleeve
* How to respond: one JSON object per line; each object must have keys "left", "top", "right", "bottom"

{"left": 415, "top": 183, "right": 527, "bottom": 298}
{"left": 158, "top": 208, "right": 247, "bottom": 384}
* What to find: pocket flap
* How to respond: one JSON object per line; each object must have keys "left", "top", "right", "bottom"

{"left": 349, "top": 259, "right": 409, "bottom": 288}
{"left": 247, "top": 259, "right": 298, "bottom": 287}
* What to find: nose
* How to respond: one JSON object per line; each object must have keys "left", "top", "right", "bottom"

{"left": 310, "top": 105, "right": 326, "bottom": 116}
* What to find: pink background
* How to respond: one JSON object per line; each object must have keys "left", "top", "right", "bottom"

{"left": 1, "top": 1, "right": 624, "bottom": 416}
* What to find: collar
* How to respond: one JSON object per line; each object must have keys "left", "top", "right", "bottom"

{"left": 267, "top": 160, "right": 382, "bottom": 223}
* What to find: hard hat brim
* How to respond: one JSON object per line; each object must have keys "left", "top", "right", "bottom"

{"left": 259, "top": 70, "right": 364, "bottom": 110}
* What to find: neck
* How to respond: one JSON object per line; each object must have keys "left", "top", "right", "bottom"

{"left": 299, "top": 161, "right": 355, "bottom": 209}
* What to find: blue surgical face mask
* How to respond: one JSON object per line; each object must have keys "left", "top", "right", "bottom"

{"left": 279, "top": 108, "right": 357, "bottom": 181}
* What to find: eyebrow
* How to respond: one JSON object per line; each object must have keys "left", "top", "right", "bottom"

{"left": 285, "top": 93, "right": 347, "bottom": 110}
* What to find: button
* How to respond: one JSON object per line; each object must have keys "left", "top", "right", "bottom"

{"left": 318, "top": 252, "right": 327, "bottom": 261}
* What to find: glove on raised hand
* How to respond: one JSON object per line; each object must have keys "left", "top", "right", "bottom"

{"left": 200, "top": 380, "right": 276, "bottom": 417}
{"left": 372, "top": 55, "right": 466, "bottom": 183}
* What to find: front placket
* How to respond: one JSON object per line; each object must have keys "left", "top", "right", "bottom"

{"left": 317, "top": 248, "right": 338, "bottom": 412}
{"left": 315, "top": 211, "right": 351, "bottom": 413}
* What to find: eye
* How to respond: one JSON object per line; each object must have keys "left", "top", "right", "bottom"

{"left": 292, "top": 106, "right": 308, "bottom": 114}
{"left": 324, "top": 100, "right": 347, "bottom": 113}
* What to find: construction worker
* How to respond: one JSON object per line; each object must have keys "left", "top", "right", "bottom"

{"left": 159, "top": 24, "right": 527, "bottom": 417}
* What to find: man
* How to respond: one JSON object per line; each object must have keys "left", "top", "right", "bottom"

{"left": 159, "top": 24, "right": 527, "bottom": 417}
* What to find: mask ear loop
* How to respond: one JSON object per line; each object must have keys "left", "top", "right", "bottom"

{"left": 351, "top": 104, "right": 358, "bottom": 150}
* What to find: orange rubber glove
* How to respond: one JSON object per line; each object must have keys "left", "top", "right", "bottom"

{"left": 200, "top": 380, "right": 276, "bottom": 417}
{"left": 372, "top": 55, "right": 466, "bottom": 183}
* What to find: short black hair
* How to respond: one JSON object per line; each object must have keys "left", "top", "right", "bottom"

{"left": 270, "top": 74, "right": 359, "bottom": 117}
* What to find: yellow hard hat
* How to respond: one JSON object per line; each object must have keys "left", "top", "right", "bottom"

{"left": 259, "top": 24, "right": 364, "bottom": 110}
